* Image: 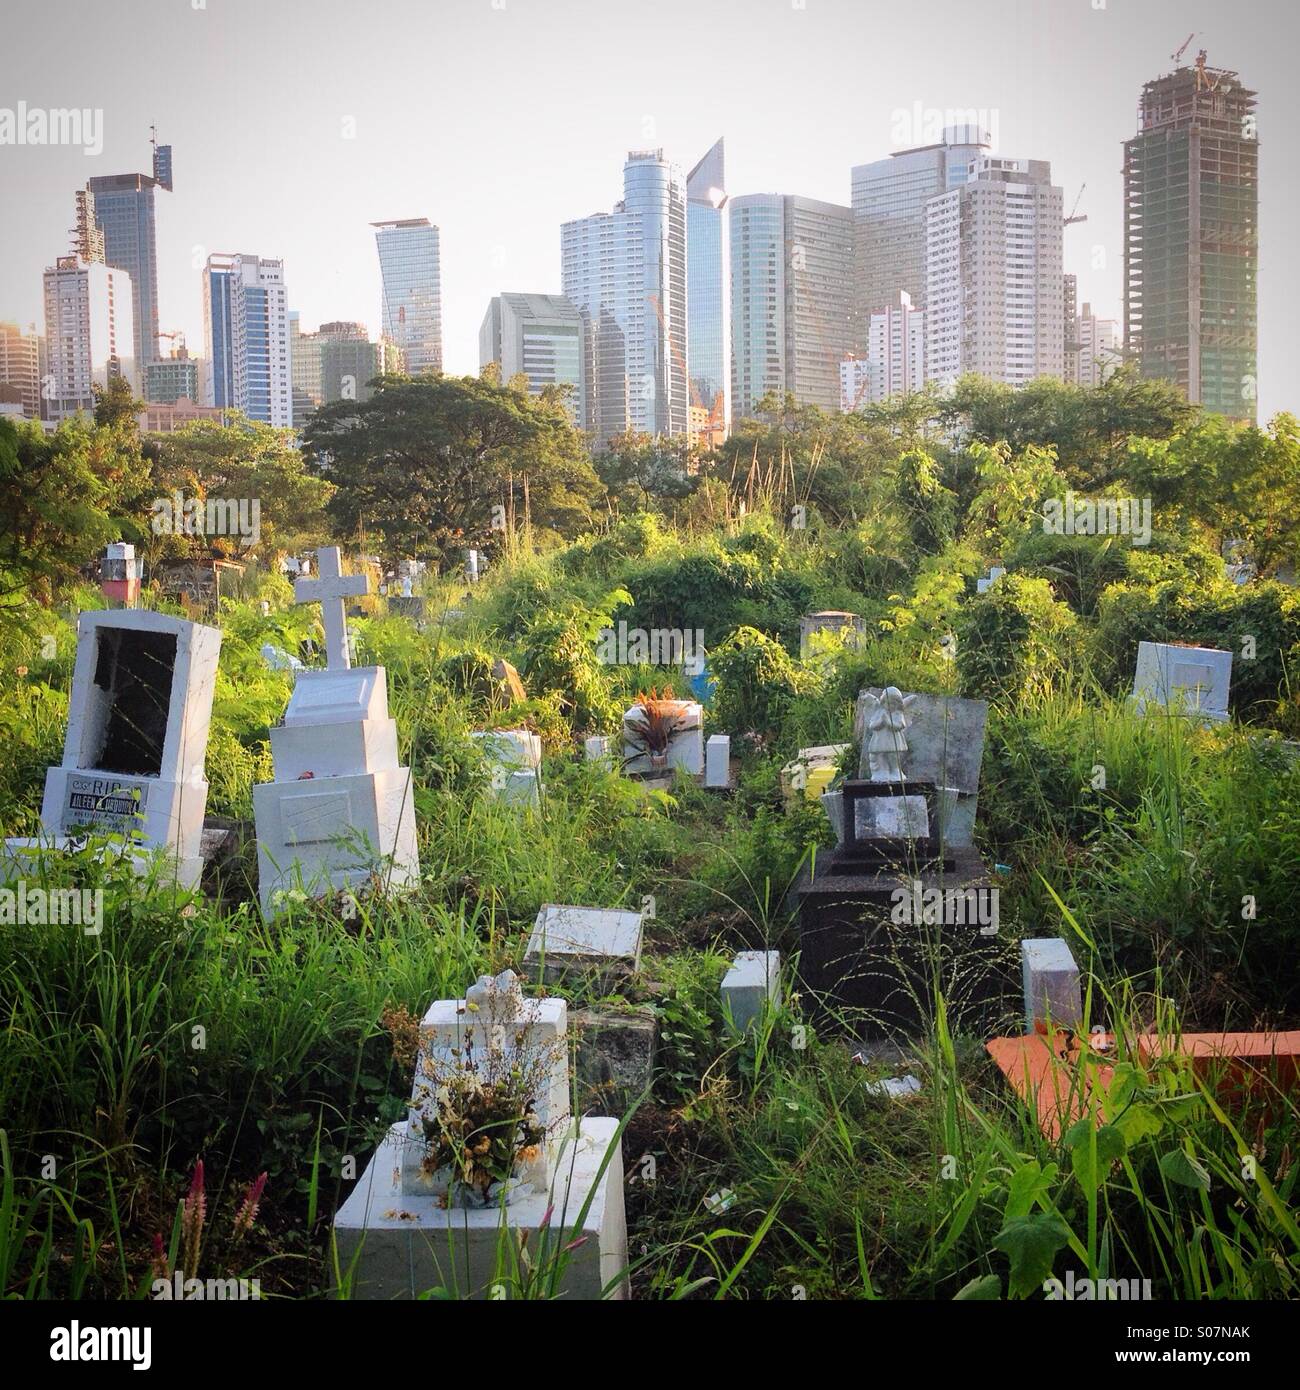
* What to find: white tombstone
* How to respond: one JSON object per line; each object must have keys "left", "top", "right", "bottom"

{"left": 799, "top": 610, "right": 866, "bottom": 659}
{"left": 721, "top": 950, "right": 781, "bottom": 1030}
{"left": 260, "top": 642, "right": 303, "bottom": 672}
{"left": 473, "top": 729, "right": 543, "bottom": 807}
{"left": 525, "top": 903, "right": 644, "bottom": 983}
{"left": 335, "top": 970, "right": 628, "bottom": 1299}
{"left": 976, "top": 566, "right": 1006, "bottom": 595}
{"left": 621, "top": 700, "right": 704, "bottom": 777}
{"left": 1021, "top": 937, "right": 1083, "bottom": 1033}
{"left": 584, "top": 735, "right": 613, "bottom": 764}
{"left": 705, "top": 734, "right": 730, "bottom": 788}
{"left": 3, "top": 610, "right": 221, "bottom": 889}
{"left": 252, "top": 548, "right": 419, "bottom": 914}
{"left": 1131, "top": 641, "right": 1232, "bottom": 723}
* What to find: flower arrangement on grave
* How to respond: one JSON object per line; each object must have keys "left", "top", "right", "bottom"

{"left": 408, "top": 971, "right": 565, "bottom": 1207}
{"left": 624, "top": 687, "right": 691, "bottom": 769}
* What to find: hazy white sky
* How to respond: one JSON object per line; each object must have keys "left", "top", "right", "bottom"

{"left": 2, "top": 0, "right": 1297, "bottom": 420}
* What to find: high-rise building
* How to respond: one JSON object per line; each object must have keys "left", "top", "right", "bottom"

{"left": 686, "top": 137, "right": 730, "bottom": 437}
{"left": 202, "top": 254, "right": 291, "bottom": 427}
{"left": 372, "top": 218, "right": 442, "bottom": 375}
{"left": 0, "top": 322, "right": 44, "bottom": 419}
{"left": 289, "top": 312, "right": 322, "bottom": 425}
{"left": 42, "top": 255, "right": 135, "bottom": 418}
{"left": 289, "top": 317, "right": 401, "bottom": 424}
{"left": 925, "top": 156, "right": 1064, "bottom": 389}
{"left": 1075, "top": 302, "right": 1121, "bottom": 388}
{"left": 1063, "top": 273, "right": 1079, "bottom": 384}
{"left": 851, "top": 125, "right": 991, "bottom": 345}
{"left": 730, "top": 193, "right": 853, "bottom": 419}
{"left": 562, "top": 149, "right": 689, "bottom": 446}
{"left": 1123, "top": 53, "right": 1258, "bottom": 421}
{"left": 144, "top": 346, "right": 198, "bottom": 405}
{"left": 479, "top": 293, "right": 582, "bottom": 414}
{"left": 841, "top": 290, "right": 926, "bottom": 411}
{"left": 84, "top": 137, "right": 171, "bottom": 372}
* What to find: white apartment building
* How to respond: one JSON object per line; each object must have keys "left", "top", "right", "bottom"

{"left": 841, "top": 289, "right": 926, "bottom": 410}
{"left": 1075, "top": 302, "right": 1120, "bottom": 387}
{"left": 204, "top": 254, "right": 292, "bottom": 427}
{"left": 42, "top": 255, "right": 135, "bottom": 418}
{"left": 925, "top": 156, "right": 1063, "bottom": 389}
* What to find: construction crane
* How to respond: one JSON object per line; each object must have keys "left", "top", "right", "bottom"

{"left": 1064, "top": 184, "right": 1087, "bottom": 228}
{"left": 1194, "top": 48, "right": 1221, "bottom": 92}
{"left": 1172, "top": 32, "right": 1196, "bottom": 67}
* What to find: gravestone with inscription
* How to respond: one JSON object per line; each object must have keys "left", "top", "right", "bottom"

{"left": 1131, "top": 641, "right": 1232, "bottom": 724}
{"left": 252, "top": 546, "right": 419, "bottom": 914}
{"left": 3, "top": 609, "right": 221, "bottom": 888}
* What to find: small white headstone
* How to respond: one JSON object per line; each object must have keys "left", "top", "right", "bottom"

{"left": 1021, "top": 937, "right": 1083, "bottom": 1032}
{"left": 705, "top": 734, "right": 730, "bottom": 788}
{"left": 721, "top": 950, "right": 781, "bottom": 1030}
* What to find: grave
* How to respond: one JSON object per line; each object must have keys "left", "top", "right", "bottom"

{"left": 1131, "top": 641, "right": 1232, "bottom": 723}
{"left": 721, "top": 950, "right": 782, "bottom": 1030}
{"left": 524, "top": 903, "right": 644, "bottom": 987}
{"left": 1021, "top": 937, "right": 1084, "bottom": 1033}
{"left": 472, "top": 728, "right": 542, "bottom": 807}
{"left": 705, "top": 734, "right": 731, "bottom": 788}
{"left": 3, "top": 610, "right": 221, "bottom": 889}
{"left": 251, "top": 546, "right": 419, "bottom": 915}
{"left": 799, "top": 610, "right": 866, "bottom": 660}
{"left": 781, "top": 743, "right": 851, "bottom": 802}
{"left": 622, "top": 696, "right": 704, "bottom": 777}
{"left": 976, "top": 565, "right": 1006, "bottom": 595}
{"left": 791, "top": 687, "right": 1012, "bottom": 1035}
{"left": 493, "top": 659, "right": 527, "bottom": 705}
{"left": 584, "top": 735, "right": 614, "bottom": 765}
{"left": 101, "top": 541, "right": 142, "bottom": 607}
{"left": 572, "top": 1005, "right": 657, "bottom": 1115}
{"left": 335, "top": 970, "right": 628, "bottom": 1299}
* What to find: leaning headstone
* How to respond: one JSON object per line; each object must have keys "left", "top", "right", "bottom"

{"left": 705, "top": 734, "right": 730, "bottom": 788}
{"left": 524, "top": 903, "right": 644, "bottom": 986}
{"left": 101, "top": 541, "right": 142, "bottom": 608}
{"left": 1131, "top": 641, "right": 1231, "bottom": 723}
{"left": 799, "top": 610, "right": 866, "bottom": 659}
{"left": 1021, "top": 937, "right": 1083, "bottom": 1033}
{"left": 492, "top": 659, "right": 527, "bottom": 705}
{"left": 252, "top": 546, "right": 419, "bottom": 915}
{"left": 3, "top": 610, "right": 221, "bottom": 889}
{"left": 721, "top": 950, "right": 781, "bottom": 1030}
{"left": 335, "top": 969, "right": 628, "bottom": 1299}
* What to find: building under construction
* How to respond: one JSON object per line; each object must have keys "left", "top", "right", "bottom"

{"left": 1122, "top": 52, "right": 1258, "bottom": 422}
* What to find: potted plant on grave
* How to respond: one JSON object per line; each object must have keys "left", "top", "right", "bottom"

{"left": 624, "top": 686, "right": 691, "bottom": 773}
{"left": 408, "top": 973, "right": 564, "bottom": 1208}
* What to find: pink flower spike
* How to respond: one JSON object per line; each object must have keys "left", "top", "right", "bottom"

{"left": 562, "top": 1236, "right": 589, "bottom": 1254}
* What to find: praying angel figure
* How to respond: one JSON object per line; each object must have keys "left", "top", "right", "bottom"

{"left": 861, "top": 686, "right": 921, "bottom": 783}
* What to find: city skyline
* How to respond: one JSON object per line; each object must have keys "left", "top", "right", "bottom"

{"left": 1, "top": 0, "right": 1296, "bottom": 421}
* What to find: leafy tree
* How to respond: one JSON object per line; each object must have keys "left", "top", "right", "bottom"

{"left": 0, "top": 415, "right": 150, "bottom": 610}
{"left": 595, "top": 432, "right": 698, "bottom": 513}
{"left": 303, "top": 372, "right": 600, "bottom": 565}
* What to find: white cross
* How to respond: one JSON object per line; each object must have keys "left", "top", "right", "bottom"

{"left": 294, "top": 546, "right": 368, "bottom": 669}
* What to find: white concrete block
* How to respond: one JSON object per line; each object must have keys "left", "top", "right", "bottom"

{"left": 334, "top": 1119, "right": 628, "bottom": 1300}
{"left": 269, "top": 717, "right": 399, "bottom": 781}
{"left": 1021, "top": 937, "right": 1083, "bottom": 1032}
{"left": 622, "top": 701, "right": 704, "bottom": 776}
{"left": 1132, "top": 641, "right": 1232, "bottom": 722}
{"left": 283, "top": 666, "right": 388, "bottom": 727}
{"left": 705, "top": 734, "right": 730, "bottom": 788}
{"left": 525, "top": 904, "right": 643, "bottom": 980}
{"left": 721, "top": 950, "right": 781, "bottom": 1030}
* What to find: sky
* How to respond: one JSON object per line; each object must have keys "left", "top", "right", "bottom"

{"left": 2, "top": 0, "right": 1297, "bottom": 421}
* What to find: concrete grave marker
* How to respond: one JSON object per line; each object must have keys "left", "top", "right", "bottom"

{"left": 721, "top": 950, "right": 782, "bottom": 1030}
{"left": 525, "top": 903, "right": 644, "bottom": 985}
{"left": 4, "top": 609, "right": 221, "bottom": 889}
{"left": 1132, "top": 641, "right": 1232, "bottom": 723}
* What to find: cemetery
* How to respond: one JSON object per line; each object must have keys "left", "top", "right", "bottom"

{"left": 2, "top": 373, "right": 1300, "bottom": 1304}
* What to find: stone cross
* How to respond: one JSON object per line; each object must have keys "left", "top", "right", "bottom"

{"left": 294, "top": 545, "right": 367, "bottom": 670}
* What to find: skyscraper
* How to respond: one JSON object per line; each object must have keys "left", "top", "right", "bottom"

{"left": 925, "top": 156, "right": 1064, "bottom": 389}
{"left": 686, "top": 137, "right": 730, "bottom": 437}
{"left": 1075, "top": 303, "right": 1121, "bottom": 388}
{"left": 562, "top": 149, "right": 689, "bottom": 445}
{"left": 42, "top": 256, "right": 135, "bottom": 418}
{"left": 0, "top": 322, "right": 44, "bottom": 419}
{"left": 84, "top": 137, "right": 172, "bottom": 372}
{"left": 1123, "top": 52, "right": 1258, "bottom": 420}
{"left": 373, "top": 218, "right": 442, "bottom": 375}
{"left": 841, "top": 290, "right": 926, "bottom": 411}
{"left": 851, "top": 125, "right": 991, "bottom": 345}
{"left": 202, "top": 254, "right": 291, "bottom": 427}
{"left": 479, "top": 293, "right": 583, "bottom": 415}
{"left": 730, "top": 193, "right": 853, "bottom": 419}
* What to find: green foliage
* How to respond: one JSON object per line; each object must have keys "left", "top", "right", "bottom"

{"left": 711, "top": 626, "right": 819, "bottom": 739}
{"left": 956, "top": 573, "right": 1080, "bottom": 702}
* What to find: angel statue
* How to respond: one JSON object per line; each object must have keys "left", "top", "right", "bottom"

{"left": 860, "top": 686, "right": 920, "bottom": 783}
